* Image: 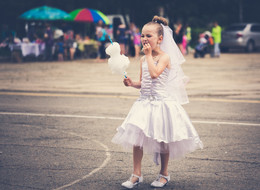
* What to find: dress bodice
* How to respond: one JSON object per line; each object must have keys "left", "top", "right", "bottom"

{"left": 140, "top": 61, "right": 169, "bottom": 99}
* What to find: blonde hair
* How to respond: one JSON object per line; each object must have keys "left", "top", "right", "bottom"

{"left": 144, "top": 15, "right": 168, "bottom": 37}
{"left": 152, "top": 15, "right": 168, "bottom": 26}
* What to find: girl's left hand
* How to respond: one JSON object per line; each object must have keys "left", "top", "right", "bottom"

{"left": 142, "top": 42, "right": 152, "bottom": 56}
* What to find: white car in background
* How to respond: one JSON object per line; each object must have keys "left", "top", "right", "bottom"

{"left": 221, "top": 23, "right": 260, "bottom": 52}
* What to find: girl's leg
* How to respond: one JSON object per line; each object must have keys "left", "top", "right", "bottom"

{"left": 178, "top": 44, "right": 184, "bottom": 55}
{"left": 160, "top": 152, "right": 169, "bottom": 176}
{"left": 150, "top": 152, "right": 169, "bottom": 187}
{"left": 159, "top": 142, "right": 170, "bottom": 184}
{"left": 120, "top": 44, "right": 125, "bottom": 55}
{"left": 70, "top": 48, "right": 75, "bottom": 60}
{"left": 131, "top": 146, "right": 143, "bottom": 182}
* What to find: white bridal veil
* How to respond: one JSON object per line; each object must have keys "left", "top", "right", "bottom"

{"left": 160, "top": 24, "right": 189, "bottom": 105}
{"left": 153, "top": 24, "right": 190, "bottom": 164}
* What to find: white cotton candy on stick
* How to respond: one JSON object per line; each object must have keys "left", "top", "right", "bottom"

{"left": 105, "top": 42, "right": 130, "bottom": 77}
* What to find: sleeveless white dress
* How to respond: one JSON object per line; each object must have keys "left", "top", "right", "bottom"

{"left": 112, "top": 60, "right": 203, "bottom": 164}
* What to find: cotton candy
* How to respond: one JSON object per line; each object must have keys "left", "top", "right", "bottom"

{"left": 105, "top": 42, "right": 129, "bottom": 76}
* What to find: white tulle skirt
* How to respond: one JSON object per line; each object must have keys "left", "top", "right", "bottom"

{"left": 112, "top": 97, "right": 203, "bottom": 164}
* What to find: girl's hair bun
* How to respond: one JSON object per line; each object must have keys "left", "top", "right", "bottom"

{"left": 152, "top": 15, "right": 168, "bottom": 26}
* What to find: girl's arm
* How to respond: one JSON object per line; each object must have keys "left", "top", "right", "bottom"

{"left": 143, "top": 43, "right": 170, "bottom": 79}
{"left": 123, "top": 57, "right": 143, "bottom": 89}
{"left": 146, "top": 54, "right": 170, "bottom": 79}
{"left": 123, "top": 77, "right": 141, "bottom": 89}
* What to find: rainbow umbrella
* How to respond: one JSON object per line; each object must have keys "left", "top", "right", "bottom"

{"left": 19, "top": 6, "right": 71, "bottom": 20}
{"left": 66, "top": 8, "right": 110, "bottom": 24}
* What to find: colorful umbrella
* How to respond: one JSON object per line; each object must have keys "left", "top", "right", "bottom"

{"left": 19, "top": 6, "right": 71, "bottom": 20}
{"left": 66, "top": 8, "right": 110, "bottom": 24}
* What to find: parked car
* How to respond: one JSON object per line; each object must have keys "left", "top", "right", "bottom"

{"left": 221, "top": 23, "right": 260, "bottom": 52}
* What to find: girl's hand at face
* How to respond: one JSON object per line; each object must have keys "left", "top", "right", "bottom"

{"left": 142, "top": 41, "right": 152, "bottom": 56}
{"left": 123, "top": 77, "right": 133, "bottom": 87}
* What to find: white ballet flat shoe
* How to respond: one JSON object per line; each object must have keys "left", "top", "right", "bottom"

{"left": 121, "top": 174, "right": 143, "bottom": 189}
{"left": 151, "top": 174, "right": 170, "bottom": 188}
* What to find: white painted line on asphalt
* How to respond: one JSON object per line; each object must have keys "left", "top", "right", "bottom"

{"left": 1, "top": 111, "right": 260, "bottom": 127}
{"left": 1, "top": 91, "right": 260, "bottom": 104}
{"left": 1, "top": 111, "right": 260, "bottom": 188}
{"left": 53, "top": 131, "right": 111, "bottom": 190}
{"left": 0, "top": 111, "right": 124, "bottom": 120}
{"left": 13, "top": 117, "right": 112, "bottom": 190}
{"left": 192, "top": 120, "right": 260, "bottom": 126}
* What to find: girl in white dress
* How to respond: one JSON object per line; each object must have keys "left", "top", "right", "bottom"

{"left": 112, "top": 16, "right": 203, "bottom": 189}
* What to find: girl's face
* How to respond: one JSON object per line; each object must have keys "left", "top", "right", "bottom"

{"left": 141, "top": 25, "right": 162, "bottom": 50}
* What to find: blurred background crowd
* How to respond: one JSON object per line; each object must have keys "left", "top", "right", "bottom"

{"left": 0, "top": 0, "right": 259, "bottom": 62}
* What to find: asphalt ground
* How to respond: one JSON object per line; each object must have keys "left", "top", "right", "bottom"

{"left": 0, "top": 53, "right": 260, "bottom": 190}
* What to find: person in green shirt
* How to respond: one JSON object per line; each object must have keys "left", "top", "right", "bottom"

{"left": 211, "top": 21, "right": 222, "bottom": 57}
{"left": 185, "top": 25, "right": 192, "bottom": 54}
